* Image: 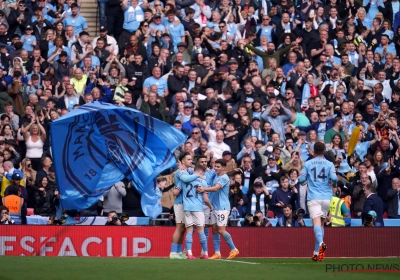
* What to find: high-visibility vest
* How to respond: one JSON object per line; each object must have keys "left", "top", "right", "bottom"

{"left": 330, "top": 196, "right": 345, "bottom": 227}
{"left": 3, "top": 195, "right": 23, "bottom": 224}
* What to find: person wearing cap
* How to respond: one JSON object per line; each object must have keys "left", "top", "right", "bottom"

{"left": 4, "top": 172, "right": 28, "bottom": 204}
{"left": 261, "top": 154, "right": 284, "bottom": 194}
{"left": 227, "top": 57, "right": 244, "bottom": 80}
{"left": 7, "top": 1, "right": 30, "bottom": 36}
{"left": 172, "top": 32, "right": 193, "bottom": 65}
{"left": 92, "top": 26, "right": 119, "bottom": 56}
{"left": 62, "top": 3, "right": 88, "bottom": 36}
{"left": 362, "top": 183, "right": 384, "bottom": 227}
{"left": 179, "top": 106, "right": 199, "bottom": 131}
{"left": 248, "top": 178, "right": 271, "bottom": 216}
{"left": 20, "top": 24, "right": 36, "bottom": 52}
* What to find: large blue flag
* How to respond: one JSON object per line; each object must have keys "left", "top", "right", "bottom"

{"left": 50, "top": 101, "right": 186, "bottom": 218}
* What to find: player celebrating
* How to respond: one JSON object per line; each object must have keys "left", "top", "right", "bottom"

{"left": 198, "top": 159, "right": 240, "bottom": 260}
{"left": 299, "top": 142, "right": 337, "bottom": 262}
{"left": 195, "top": 155, "right": 216, "bottom": 258}
{"left": 170, "top": 152, "right": 200, "bottom": 259}
{"left": 180, "top": 165, "right": 213, "bottom": 259}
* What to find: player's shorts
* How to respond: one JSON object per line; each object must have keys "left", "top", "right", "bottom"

{"left": 307, "top": 200, "right": 330, "bottom": 219}
{"left": 210, "top": 210, "right": 230, "bottom": 227}
{"left": 203, "top": 204, "right": 212, "bottom": 225}
{"left": 184, "top": 211, "right": 205, "bottom": 227}
{"left": 174, "top": 204, "right": 185, "bottom": 224}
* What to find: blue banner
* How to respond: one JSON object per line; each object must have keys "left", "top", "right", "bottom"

{"left": 50, "top": 101, "right": 186, "bottom": 218}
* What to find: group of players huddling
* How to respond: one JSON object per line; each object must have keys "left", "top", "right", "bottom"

{"left": 169, "top": 153, "right": 239, "bottom": 260}
{"left": 169, "top": 141, "right": 336, "bottom": 261}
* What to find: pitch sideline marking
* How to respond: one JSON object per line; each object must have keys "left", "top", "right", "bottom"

{"left": 215, "top": 259, "right": 260, "bottom": 265}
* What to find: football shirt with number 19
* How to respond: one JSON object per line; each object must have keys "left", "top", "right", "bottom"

{"left": 300, "top": 158, "right": 337, "bottom": 201}
{"left": 210, "top": 174, "right": 230, "bottom": 211}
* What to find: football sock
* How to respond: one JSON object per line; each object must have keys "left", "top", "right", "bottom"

{"left": 199, "top": 232, "right": 207, "bottom": 253}
{"left": 321, "top": 227, "right": 324, "bottom": 242}
{"left": 223, "top": 232, "right": 236, "bottom": 251}
{"left": 213, "top": 234, "right": 220, "bottom": 254}
{"left": 204, "top": 227, "right": 209, "bottom": 239}
{"left": 186, "top": 233, "right": 193, "bottom": 253}
{"left": 170, "top": 243, "right": 178, "bottom": 254}
{"left": 177, "top": 243, "right": 183, "bottom": 253}
{"left": 314, "top": 226, "right": 323, "bottom": 252}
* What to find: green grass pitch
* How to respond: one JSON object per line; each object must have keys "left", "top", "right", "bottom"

{"left": 1, "top": 257, "right": 399, "bottom": 280}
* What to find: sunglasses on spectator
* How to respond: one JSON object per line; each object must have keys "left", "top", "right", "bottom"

{"left": 27, "top": 164, "right": 32, "bottom": 167}
{"left": 144, "top": 24, "right": 148, "bottom": 27}
{"left": 320, "top": 114, "right": 327, "bottom": 117}
{"left": 19, "top": 4, "right": 26, "bottom": 7}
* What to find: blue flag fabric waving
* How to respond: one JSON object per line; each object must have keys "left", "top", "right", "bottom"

{"left": 50, "top": 101, "right": 186, "bottom": 218}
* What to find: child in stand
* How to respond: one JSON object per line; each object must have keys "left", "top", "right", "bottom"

{"left": 114, "top": 77, "right": 129, "bottom": 102}
{"left": 21, "top": 25, "right": 37, "bottom": 52}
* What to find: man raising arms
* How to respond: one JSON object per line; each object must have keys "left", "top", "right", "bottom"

{"left": 299, "top": 142, "right": 337, "bottom": 261}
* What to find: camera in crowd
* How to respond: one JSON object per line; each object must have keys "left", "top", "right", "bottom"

{"left": 293, "top": 208, "right": 305, "bottom": 220}
{"left": 363, "top": 211, "right": 376, "bottom": 227}
{"left": 107, "top": 212, "right": 129, "bottom": 225}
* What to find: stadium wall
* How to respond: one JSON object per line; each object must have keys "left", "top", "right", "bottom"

{"left": 1, "top": 226, "right": 399, "bottom": 258}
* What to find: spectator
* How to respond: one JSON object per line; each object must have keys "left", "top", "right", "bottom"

{"left": 253, "top": 210, "right": 272, "bottom": 227}
{"left": 103, "top": 181, "right": 126, "bottom": 216}
{"left": 276, "top": 204, "right": 306, "bottom": 227}
{"left": 270, "top": 176, "right": 297, "bottom": 218}
{"left": 386, "top": 178, "right": 400, "bottom": 219}
{"left": 261, "top": 100, "right": 292, "bottom": 140}
{"left": 207, "top": 130, "right": 230, "bottom": 159}
{"left": 362, "top": 184, "right": 384, "bottom": 227}
{"left": 248, "top": 180, "right": 270, "bottom": 216}
{"left": 34, "top": 176, "right": 55, "bottom": 217}
{"left": 0, "top": 205, "right": 14, "bottom": 225}
{"left": 324, "top": 117, "right": 345, "bottom": 143}
{"left": 21, "top": 116, "right": 46, "bottom": 170}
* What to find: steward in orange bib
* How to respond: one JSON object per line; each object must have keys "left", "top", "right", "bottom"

{"left": 2, "top": 185, "right": 25, "bottom": 225}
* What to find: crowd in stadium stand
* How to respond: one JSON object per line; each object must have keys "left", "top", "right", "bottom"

{"left": 1, "top": 0, "right": 400, "bottom": 226}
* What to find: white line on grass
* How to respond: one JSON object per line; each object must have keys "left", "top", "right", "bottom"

{"left": 215, "top": 259, "right": 260, "bottom": 265}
